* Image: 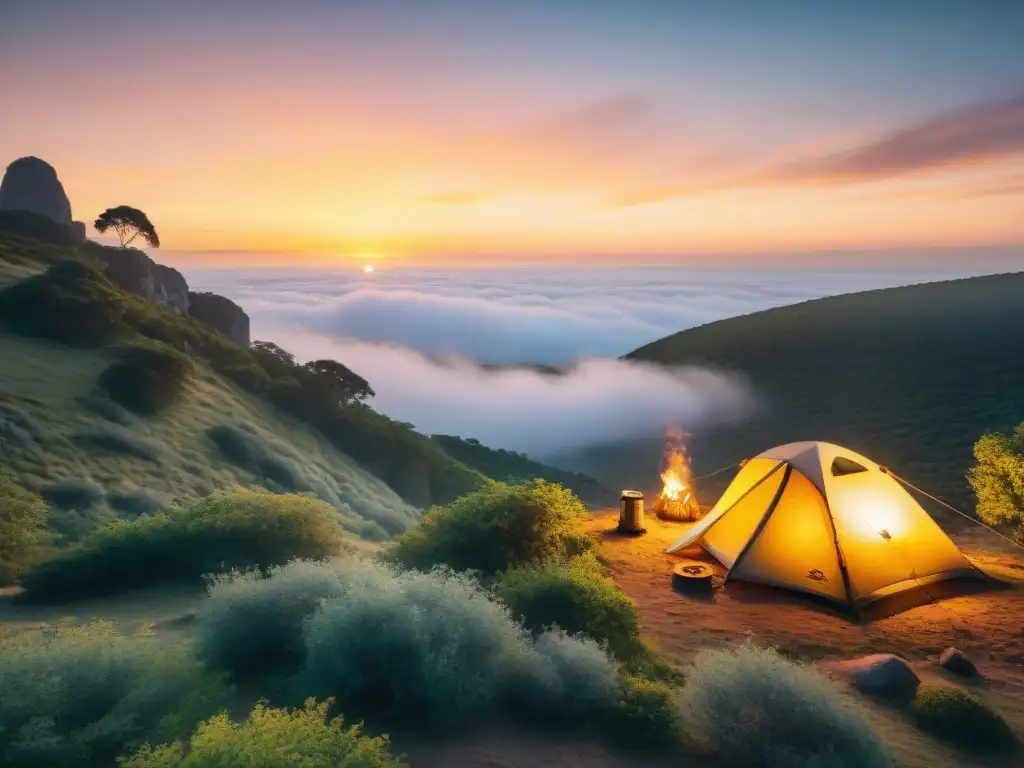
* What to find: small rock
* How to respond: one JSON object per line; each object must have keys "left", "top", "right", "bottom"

{"left": 939, "top": 647, "right": 978, "bottom": 677}
{"left": 830, "top": 653, "right": 920, "bottom": 699}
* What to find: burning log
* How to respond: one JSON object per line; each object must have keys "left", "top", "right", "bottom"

{"left": 654, "top": 437, "right": 702, "bottom": 522}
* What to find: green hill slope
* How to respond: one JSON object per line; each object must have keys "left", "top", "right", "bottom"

{"left": 561, "top": 273, "right": 1024, "bottom": 511}
{"left": 429, "top": 435, "right": 614, "bottom": 505}
{"left": 0, "top": 229, "right": 606, "bottom": 545}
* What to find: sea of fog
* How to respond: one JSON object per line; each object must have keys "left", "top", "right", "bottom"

{"left": 180, "top": 264, "right": 1006, "bottom": 456}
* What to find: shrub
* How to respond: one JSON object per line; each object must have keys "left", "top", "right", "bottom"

{"left": 0, "top": 621, "right": 226, "bottom": 768}
{"left": 20, "top": 488, "right": 350, "bottom": 602}
{"left": 299, "top": 561, "right": 539, "bottom": 730}
{"left": 0, "top": 474, "right": 52, "bottom": 584}
{"left": 78, "top": 392, "right": 137, "bottom": 426}
{"left": 40, "top": 477, "right": 104, "bottom": 509}
{"left": 197, "top": 561, "right": 349, "bottom": 680}
{"left": 969, "top": 423, "right": 1024, "bottom": 543}
{"left": 207, "top": 423, "right": 306, "bottom": 491}
{"left": 201, "top": 557, "right": 622, "bottom": 733}
{"left": 509, "top": 627, "right": 620, "bottom": 726}
{"left": 108, "top": 489, "right": 166, "bottom": 516}
{"left": 495, "top": 554, "right": 639, "bottom": 658}
{"left": 912, "top": 684, "right": 1016, "bottom": 752}
{"left": 118, "top": 698, "right": 405, "bottom": 768}
{"left": 74, "top": 423, "right": 166, "bottom": 461}
{"left": 0, "top": 259, "right": 127, "bottom": 346}
{"left": 99, "top": 340, "right": 194, "bottom": 415}
{"left": 602, "top": 675, "right": 681, "bottom": 749}
{"left": 389, "top": 480, "right": 591, "bottom": 576}
{"left": 0, "top": 402, "right": 42, "bottom": 447}
{"left": 679, "top": 643, "right": 895, "bottom": 768}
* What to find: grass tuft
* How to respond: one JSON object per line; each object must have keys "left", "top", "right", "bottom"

{"left": 40, "top": 477, "right": 104, "bottom": 510}
{"left": 207, "top": 423, "right": 307, "bottom": 491}
{"left": 98, "top": 340, "right": 193, "bottom": 415}
{"left": 912, "top": 684, "right": 1017, "bottom": 752}
{"left": 73, "top": 423, "right": 166, "bottom": 461}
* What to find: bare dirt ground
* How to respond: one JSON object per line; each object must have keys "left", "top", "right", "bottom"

{"left": 577, "top": 510, "right": 1024, "bottom": 768}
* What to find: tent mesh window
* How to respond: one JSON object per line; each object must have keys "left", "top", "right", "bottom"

{"left": 831, "top": 456, "right": 869, "bottom": 476}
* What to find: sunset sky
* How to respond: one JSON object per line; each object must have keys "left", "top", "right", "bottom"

{"left": 2, "top": 0, "right": 1023, "bottom": 265}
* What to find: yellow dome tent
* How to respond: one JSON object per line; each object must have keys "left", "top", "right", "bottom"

{"left": 666, "top": 441, "right": 983, "bottom": 609}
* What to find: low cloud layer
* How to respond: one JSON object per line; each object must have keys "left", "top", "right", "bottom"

{"left": 260, "top": 331, "right": 753, "bottom": 455}
{"left": 182, "top": 265, "right": 996, "bottom": 455}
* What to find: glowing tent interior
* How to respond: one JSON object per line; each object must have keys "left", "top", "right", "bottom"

{"left": 666, "top": 442, "right": 983, "bottom": 609}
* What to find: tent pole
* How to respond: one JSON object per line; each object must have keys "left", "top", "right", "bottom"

{"left": 726, "top": 464, "right": 792, "bottom": 584}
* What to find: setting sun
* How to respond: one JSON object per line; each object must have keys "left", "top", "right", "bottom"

{"left": 364, "top": 264, "right": 374, "bottom": 273}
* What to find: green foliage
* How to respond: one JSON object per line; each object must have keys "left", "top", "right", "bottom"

{"left": 108, "top": 489, "right": 166, "bottom": 516}
{"left": 0, "top": 259, "right": 127, "bottom": 346}
{"left": 302, "top": 358, "right": 375, "bottom": 405}
{"left": 495, "top": 554, "right": 639, "bottom": 658}
{"left": 99, "top": 340, "right": 194, "bottom": 415}
{"left": 298, "top": 401, "right": 486, "bottom": 508}
{"left": 679, "top": 643, "right": 895, "bottom": 768}
{"left": 20, "top": 487, "right": 350, "bottom": 602}
{"left": 389, "top": 480, "right": 592, "bottom": 576}
{"left": 197, "top": 558, "right": 622, "bottom": 734}
{"left": 95, "top": 205, "right": 161, "bottom": 248}
{"left": 297, "top": 560, "right": 619, "bottom": 731}
{"left": 912, "top": 684, "right": 1017, "bottom": 752}
{"left": 968, "top": 423, "right": 1024, "bottom": 543}
{"left": 0, "top": 474, "right": 52, "bottom": 584}
{"left": 118, "top": 698, "right": 405, "bottom": 768}
{"left": 40, "top": 477, "right": 104, "bottom": 509}
{"left": 207, "top": 423, "right": 306, "bottom": 491}
{"left": 78, "top": 392, "right": 138, "bottom": 426}
{"left": 431, "top": 434, "right": 612, "bottom": 506}
{"left": 0, "top": 621, "right": 226, "bottom": 768}
{"left": 602, "top": 675, "right": 681, "bottom": 749}
{"left": 197, "top": 561, "right": 349, "bottom": 680}
{"left": 74, "top": 422, "right": 167, "bottom": 461}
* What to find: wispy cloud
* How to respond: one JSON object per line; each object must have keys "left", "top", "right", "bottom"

{"left": 603, "top": 95, "right": 1024, "bottom": 208}
{"left": 765, "top": 95, "right": 1024, "bottom": 184}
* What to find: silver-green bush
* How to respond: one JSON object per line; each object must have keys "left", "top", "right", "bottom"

{"left": 679, "top": 643, "right": 895, "bottom": 768}
{"left": 0, "top": 621, "right": 226, "bottom": 768}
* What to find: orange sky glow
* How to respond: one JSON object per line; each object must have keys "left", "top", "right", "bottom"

{"left": 1, "top": 3, "right": 1022, "bottom": 267}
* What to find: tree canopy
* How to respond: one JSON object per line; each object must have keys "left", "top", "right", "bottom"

{"left": 94, "top": 206, "right": 160, "bottom": 248}
{"left": 302, "top": 358, "right": 375, "bottom": 405}
{"left": 968, "top": 423, "right": 1024, "bottom": 544}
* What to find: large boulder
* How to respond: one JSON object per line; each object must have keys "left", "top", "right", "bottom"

{"left": 827, "top": 654, "right": 920, "bottom": 700}
{"left": 0, "top": 156, "right": 73, "bottom": 225}
{"left": 85, "top": 244, "right": 190, "bottom": 314}
{"left": 188, "top": 291, "right": 250, "bottom": 347}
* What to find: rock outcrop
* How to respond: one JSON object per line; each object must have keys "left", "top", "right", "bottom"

{"left": 86, "top": 244, "right": 190, "bottom": 314}
{"left": 0, "top": 157, "right": 85, "bottom": 240}
{"left": 188, "top": 291, "right": 251, "bottom": 347}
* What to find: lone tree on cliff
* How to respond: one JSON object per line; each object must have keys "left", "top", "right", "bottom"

{"left": 94, "top": 206, "right": 160, "bottom": 248}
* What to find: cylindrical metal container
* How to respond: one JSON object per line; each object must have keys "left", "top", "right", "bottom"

{"left": 618, "top": 490, "right": 645, "bottom": 534}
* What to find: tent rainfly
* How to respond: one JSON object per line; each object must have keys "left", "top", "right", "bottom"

{"left": 666, "top": 441, "right": 983, "bottom": 609}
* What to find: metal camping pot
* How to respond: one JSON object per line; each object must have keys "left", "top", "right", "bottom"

{"left": 618, "top": 490, "right": 645, "bottom": 534}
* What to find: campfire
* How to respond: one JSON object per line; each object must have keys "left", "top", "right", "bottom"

{"left": 653, "top": 432, "right": 702, "bottom": 522}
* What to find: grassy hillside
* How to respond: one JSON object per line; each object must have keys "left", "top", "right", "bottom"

{"left": 0, "top": 228, "right": 606, "bottom": 546}
{"left": 0, "top": 328, "right": 419, "bottom": 541}
{"left": 561, "top": 272, "right": 1024, "bottom": 512}
{"left": 430, "top": 434, "right": 614, "bottom": 505}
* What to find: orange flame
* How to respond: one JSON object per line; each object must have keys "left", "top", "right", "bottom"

{"left": 659, "top": 427, "right": 695, "bottom": 501}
